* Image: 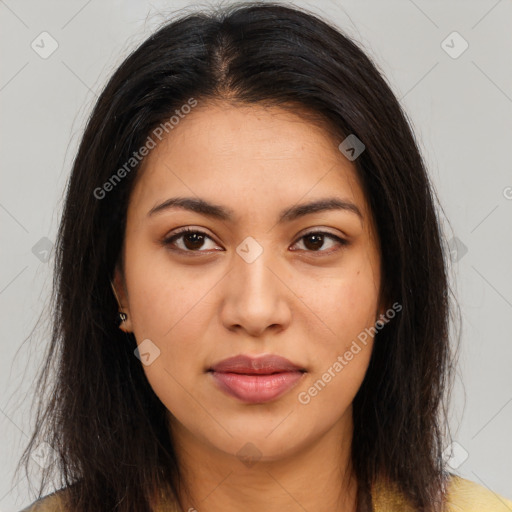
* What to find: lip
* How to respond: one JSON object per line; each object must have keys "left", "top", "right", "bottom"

{"left": 209, "top": 354, "right": 305, "bottom": 374}
{"left": 208, "top": 354, "right": 306, "bottom": 404}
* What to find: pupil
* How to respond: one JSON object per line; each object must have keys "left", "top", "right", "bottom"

{"left": 304, "top": 234, "right": 323, "bottom": 251}
{"left": 184, "top": 232, "right": 204, "bottom": 250}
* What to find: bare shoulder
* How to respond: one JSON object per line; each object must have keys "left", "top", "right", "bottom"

{"left": 446, "top": 474, "right": 512, "bottom": 511}
{"left": 19, "top": 488, "right": 69, "bottom": 512}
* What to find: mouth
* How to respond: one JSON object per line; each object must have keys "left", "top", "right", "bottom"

{"left": 207, "top": 353, "right": 307, "bottom": 404}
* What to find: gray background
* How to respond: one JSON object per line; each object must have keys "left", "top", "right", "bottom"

{"left": 1, "top": 0, "right": 511, "bottom": 510}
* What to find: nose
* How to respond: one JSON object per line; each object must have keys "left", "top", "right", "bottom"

{"left": 220, "top": 244, "right": 292, "bottom": 337}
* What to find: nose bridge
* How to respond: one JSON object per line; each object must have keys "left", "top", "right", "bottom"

{"left": 233, "top": 235, "right": 279, "bottom": 301}
{"left": 221, "top": 235, "right": 289, "bottom": 334}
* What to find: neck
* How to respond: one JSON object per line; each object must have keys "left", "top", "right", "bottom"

{"left": 168, "top": 409, "right": 358, "bottom": 512}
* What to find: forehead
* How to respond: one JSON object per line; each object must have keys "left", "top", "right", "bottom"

{"left": 144, "top": 101, "right": 348, "bottom": 167}
{"left": 130, "top": 102, "right": 369, "bottom": 221}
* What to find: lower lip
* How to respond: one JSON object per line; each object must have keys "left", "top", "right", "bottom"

{"left": 209, "top": 371, "right": 305, "bottom": 403}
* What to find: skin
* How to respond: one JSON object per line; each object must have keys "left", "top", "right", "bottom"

{"left": 113, "top": 101, "right": 386, "bottom": 512}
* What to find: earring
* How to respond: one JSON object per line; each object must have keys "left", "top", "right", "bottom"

{"left": 111, "top": 280, "right": 128, "bottom": 326}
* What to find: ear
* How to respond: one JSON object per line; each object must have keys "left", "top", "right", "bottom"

{"left": 112, "top": 264, "right": 133, "bottom": 333}
{"left": 375, "top": 308, "right": 390, "bottom": 328}
{"left": 375, "top": 294, "right": 392, "bottom": 328}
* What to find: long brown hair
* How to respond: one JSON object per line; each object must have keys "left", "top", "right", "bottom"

{"left": 15, "top": 2, "right": 459, "bottom": 511}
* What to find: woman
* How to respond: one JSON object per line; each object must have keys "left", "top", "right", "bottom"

{"left": 16, "top": 2, "right": 512, "bottom": 511}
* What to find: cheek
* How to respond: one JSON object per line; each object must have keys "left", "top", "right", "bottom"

{"left": 127, "top": 268, "right": 211, "bottom": 416}
{"left": 296, "top": 343, "right": 372, "bottom": 434}
{"left": 294, "top": 272, "right": 377, "bottom": 420}
{"left": 124, "top": 241, "right": 210, "bottom": 338}
{"left": 290, "top": 259, "right": 379, "bottom": 415}
{"left": 295, "top": 262, "right": 379, "bottom": 347}
{"left": 336, "top": 278, "right": 379, "bottom": 340}
{"left": 124, "top": 253, "right": 220, "bottom": 406}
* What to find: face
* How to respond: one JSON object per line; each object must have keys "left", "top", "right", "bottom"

{"left": 113, "top": 101, "right": 384, "bottom": 462}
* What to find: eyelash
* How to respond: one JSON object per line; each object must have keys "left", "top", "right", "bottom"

{"left": 162, "top": 227, "right": 348, "bottom": 256}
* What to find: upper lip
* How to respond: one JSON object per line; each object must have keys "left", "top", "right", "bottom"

{"left": 209, "top": 354, "right": 306, "bottom": 374}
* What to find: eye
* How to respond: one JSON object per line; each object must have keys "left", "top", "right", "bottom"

{"left": 162, "top": 228, "right": 348, "bottom": 256}
{"left": 290, "top": 230, "right": 348, "bottom": 255}
{"left": 162, "top": 228, "right": 221, "bottom": 254}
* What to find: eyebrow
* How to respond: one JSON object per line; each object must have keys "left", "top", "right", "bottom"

{"left": 147, "top": 196, "right": 363, "bottom": 224}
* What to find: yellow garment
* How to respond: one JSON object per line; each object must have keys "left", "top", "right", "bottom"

{"left": 371, "top": 475, "right": 512, "bottom": 511}
{"left": 20, "top": 474, "right": 512, "bottom": 511}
